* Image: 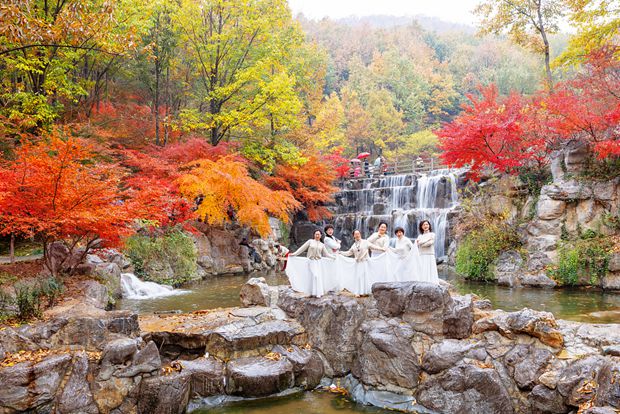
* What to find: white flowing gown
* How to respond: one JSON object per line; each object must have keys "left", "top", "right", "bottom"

{"left": 416, "top": 232, "right": 439, "bottom": 283}
{"left": 286, "top": 236, "right": 438, "bottom": 297}
{"left": 288, "top": 240, "right": 335, "bottom": 297}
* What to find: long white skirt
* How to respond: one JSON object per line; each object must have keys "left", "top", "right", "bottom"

{"left": 286, "top": 246, "right": 436, "bottom": 297}
{"left": 418, "top": 254, "right": 439, "bottom": 283}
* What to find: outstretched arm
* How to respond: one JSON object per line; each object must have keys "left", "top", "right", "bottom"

{"left": 340, "top": 246, "right": 354, "bottom": 257}
{"left": 368, "top": 241, "right": 386, "bottom": 252}
{"left": 290, "top": 240, "right": 310, "bottom": 256}
{"left": 321, "top": 245, "right": 336, "bottom": 259}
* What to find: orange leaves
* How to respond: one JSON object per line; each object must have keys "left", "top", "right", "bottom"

{"left": 263, "top": 156, "right": 338, "bottom": 222}
{"left": 177, "top": 157, "right": 300, "bottom": 236}
{"left": 0, "top": 133, "right": 162, "bottom": 273}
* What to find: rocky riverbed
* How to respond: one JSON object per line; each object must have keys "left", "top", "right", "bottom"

{"left": 1, "top": 277, "right": 619, "bottom": 414}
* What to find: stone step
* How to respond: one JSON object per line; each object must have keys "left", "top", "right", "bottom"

{"left": 141, "top": 307, "right": 307, "bottom": 360}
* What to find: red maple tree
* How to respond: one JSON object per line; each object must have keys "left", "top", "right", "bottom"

{"left": 0, "top": 134, "right": 163, "bottom": 274}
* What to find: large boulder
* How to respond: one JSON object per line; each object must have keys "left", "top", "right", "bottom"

{"left": 473, "top": 308, "right": 564, "bottom": 348}
{"left": 372, "top": 282, "right": 474, "bottom": 339}
{"left": 352, "top": 319, "right": 422, "bottom": 390}
{"left": 226, "top": 357, "right": 294, "bottom": 397}
{"left": 277, "top": 288, "right": 369, "bottom": 376}
{"left": 240, "top": 277, "right": 272, "bottom": 307}
{"left": 181, "top": 357, "right": 226, "bottom": 398}
{"left": 416, "top": 362, "right": 515, "bottom": 414}
{"left": 138, "top": 371, "right": 191, "bottom": 414}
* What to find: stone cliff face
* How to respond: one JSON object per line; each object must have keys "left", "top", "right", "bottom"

{"left": 276, "top": 281, "right": 620, "bottom": 414}
{"left": 458, "top": 142, "right": 620, "bottom": 289}
{"left": 2, "top": 278, "right": 619, "bottom": 414}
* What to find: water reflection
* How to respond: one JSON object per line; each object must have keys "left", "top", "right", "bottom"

{"left": 118, "top": 270, "right": 620, "bottom": 323}
{"left": 191, "top": 391, "right": 391, "bottom": 414}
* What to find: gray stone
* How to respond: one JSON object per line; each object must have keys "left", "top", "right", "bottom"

{"left": 116, "top": 340, "right": 161, "bottom": 378}
{"left": 595, "top": 360, "right": 620, "bottom": 408}
{"left": 101, "top": 338, "right": 138, "bottom": 365}
{"left": 272, "top": 345, "right": 324, "bottom": 389}
{"left": 543, "top": 180, "right": 593, "bottom": 201}
{"left": 557, "top": 356, "right": 605, "bottom": 406}
{"left": 536, "top": 195, "right": 566, "bottom": 220}
{"left": 240, "top": 277, "right": 271, "bottom": 307}
{"left": 277, "top": 288, "right": 368, "bottom": 376}
{"left": 521, "top": 272, "right": 557, "bottom": 288}
{"left": 181, "top": 357, "right": 226, "bottom": 397}
{"left": 0, "top": 353, "right": 72, "bottom": 412}
{"left": 138, "top": 371, "right": 191, "bottom": 414}
{"left": 443, "top": 295, "right": 474, "bottom": 339}
{"left": 352, "top": 319, "right": 420, "bottom": 390}
{"left": 417, "top": 362, "right": 515, "bottom": 414}
{"left": 503, "top": 344, "right": 553, "bottom": 390}
{"left": 422, "top": 339, "right": 483, "bottom": 374}
{"left": 58, "top": 352, "right": 98, "bottom": 414}
{"left": 529, "top": 384, "right": 567, "bottom": 414}
{"left": 226, "top": 357, "right": 294, "bottom": 397}
{"left": 602, "top": 345, "right": 620, "bottom": 357}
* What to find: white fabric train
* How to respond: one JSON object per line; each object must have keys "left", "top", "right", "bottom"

{"left": 286, "top": 247, "right": 438, "bottom": 297}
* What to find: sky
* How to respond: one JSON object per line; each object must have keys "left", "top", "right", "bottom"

{"left": 288, "top": 0, "right": 481, "bottom": 26}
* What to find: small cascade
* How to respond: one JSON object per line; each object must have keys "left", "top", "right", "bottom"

{"left": 120, "top": 273, "right": 186, "bottom": 299}
{"left": 330, "top": 169, "right": 466, "bottom": 257}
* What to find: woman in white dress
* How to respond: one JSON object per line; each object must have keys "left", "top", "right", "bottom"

{"left": 416, "top": 220, "right": 439, "bottom": 283}
{"left": 367, "top": 222, "right": 390, "bottom": 255}
{"left": 389, "top": 227, "right": 420, "bottom": 282}
{"left": 340, "top": 229, "right": 386, "bottom": 295}
{"left": 323, "top": 224, "right": 341, "bottom": 254}
{"left": 288, "top": 229, "right": 335, "bottom": 296}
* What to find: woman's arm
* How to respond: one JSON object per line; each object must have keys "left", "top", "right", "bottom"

{"left": 340, "top": 246, "right": 354, "bottom": 257}
{"left": 367, "top": 232, "right": 379, "bottom": 243}
{"left": 368, "top": 241, "right": 386, "bottom": 252}
{"left": 290, "top": 240, "right": 310, "bottom": 256}
{"left": 321, "top": 245, "right": 336, "bottom": 259}
{"left": 324, "top": 237, "right": 340, "bottom": 251}
{"left": 418, "top": 233, "right": 435, "bottom": 247}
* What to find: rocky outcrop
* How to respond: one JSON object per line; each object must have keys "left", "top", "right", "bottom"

{"left": 2, "top": 279, "right": 619, "bottom": 414}
{"left": 276, "top": 281, "right": 620, "bottom": 414}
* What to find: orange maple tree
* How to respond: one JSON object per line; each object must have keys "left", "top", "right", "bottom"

{"left": 0, "top": 134, "right": 162, "bottom": 275}
{"left": 263, "top": 156, "right": 337, "bottom": 221}
{"left": 177, "top": 157, "right": 301, "bottom": 236}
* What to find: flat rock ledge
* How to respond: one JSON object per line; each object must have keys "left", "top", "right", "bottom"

{"left": 1, "top": 279, "right": 619, "bottom": 414}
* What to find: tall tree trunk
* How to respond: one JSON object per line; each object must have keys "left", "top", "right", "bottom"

{"left": 154, "top": 13, "right": 161, "bottom": 146}
{"left": 9, "top": 233, "right": 15, "bottom": 264}
{"left": 536, "top": 1, "right": 553, "bottom": 91}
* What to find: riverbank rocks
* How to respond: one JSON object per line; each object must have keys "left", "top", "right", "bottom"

{"left": 240, "top": 276, "right": 278, "bottom": 307}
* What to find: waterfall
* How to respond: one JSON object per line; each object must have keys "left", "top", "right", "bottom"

{"left": 120, "top": 273, "right": 186, "bottom": 299}
{"left": 330, "top": 169, "right": 465, "bottom": 258}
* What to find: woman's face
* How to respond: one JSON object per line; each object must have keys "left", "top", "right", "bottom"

{"left": 353, "top": 230, "right": 361, "bottom": 241}
{"left": 396, "top": 230, "right": 404, "bottom": 239}
{"left": 314, "top": 231, "right": 322, "bottom": 240}
{"left": 326, "top": 228, "right": 334, "bottom": 236}
{"left": 422, "top": 221, "right": 430, "bottom": 232}
{"left": 378, "top": 223, "right": 387, "bottom": 234}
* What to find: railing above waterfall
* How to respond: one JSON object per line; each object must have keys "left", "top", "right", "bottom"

{"left": 344, "top": 157, "right": 447, "bottom": 180}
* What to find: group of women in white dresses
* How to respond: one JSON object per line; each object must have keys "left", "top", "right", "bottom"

{"left": 286, "top": 221, "right": 439, "bottom": 297}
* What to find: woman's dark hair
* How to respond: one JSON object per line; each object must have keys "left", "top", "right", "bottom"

{"left": 394, "top": 227, "right": 405, "bottom": 235}
{"left": 313, "top": 229, "right": 323, "bottom": 237}
{"left": 377, "top": 221, "right": 388, "bottom": 230}
{"left": 324, "top": 224, "right": 334, "bottom": 232}
{"left": 418, "top": 220, "right": 432, "bottom": 233}
{"left": 352, "top": 229, "right": 361, "bottom": 236}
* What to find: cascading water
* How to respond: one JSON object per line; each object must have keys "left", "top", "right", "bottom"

{"left": 331, "top": 169, "right": 466, "bottom": 257}
{"left": 120, "top": 273, "right": 186, "bottom": 299}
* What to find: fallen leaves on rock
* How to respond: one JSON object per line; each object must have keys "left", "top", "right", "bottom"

{"left": 265, "top": 352, "right": 281, "bottom": 361}
{"left": 162, "top": 360, "right": 183, "bottom": 376}
{"left": 1, "top": 349, "right": 54, "bottom": 367}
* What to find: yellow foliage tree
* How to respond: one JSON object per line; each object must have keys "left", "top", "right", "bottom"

{"left": 177, "top": 157, "right": 300, "bottom": 236}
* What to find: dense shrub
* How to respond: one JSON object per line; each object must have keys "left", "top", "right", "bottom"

{"left": 455, "top": 222, "right": 521, "bottom": 281}
{"left": 8, "top": 276, "right": 64, "bottom": 320}
{"left": 125, "top": 228, "right": 197, "bottom": 285}
{"left": 547, "top": 231, "right": 613, "bottom": 286}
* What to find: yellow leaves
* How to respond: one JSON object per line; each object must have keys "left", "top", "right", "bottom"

{"left": 264, "top": 352, "right": 282, "bottom": 361}
{"left": 177, "top": 156, "right": 300, "bottom": 236}
{"left": 162, "top": 360, "right": 183, "bottom": 375}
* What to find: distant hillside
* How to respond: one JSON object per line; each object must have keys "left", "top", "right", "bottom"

{"left": 315, "top": 14, "right": 476, "bottom": 34}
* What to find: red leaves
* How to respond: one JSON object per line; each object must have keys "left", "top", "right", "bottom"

{"left": 264, "top": 156, "right": 337, "bottom": 222}
{"left": 438, "top": 47, "right": 620, "bottom": 179}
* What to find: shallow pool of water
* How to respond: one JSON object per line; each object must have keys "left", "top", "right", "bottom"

{"left": 191, "top": 391, "right": 391, "bottom": 414}
{"left": 118, "top": 271, "right": 620, "bottom": 323}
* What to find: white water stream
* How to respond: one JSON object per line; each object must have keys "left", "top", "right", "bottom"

{"left": 120, "top": 273, "right": 187, "bottom": 299}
